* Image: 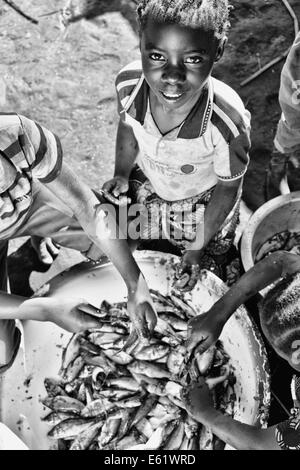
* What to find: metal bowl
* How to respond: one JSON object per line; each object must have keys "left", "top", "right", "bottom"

{"left": 0, "top": 251, "right": 270, "bottom": 450}
{"left": 241, "top": 191, "right": 300, "bottom": 274}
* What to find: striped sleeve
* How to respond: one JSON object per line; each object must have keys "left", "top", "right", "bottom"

{"left": 274, "top": 32, "right": 300, "bottom": 153}
{"left": 115, "top": 60, "right": 144, "bottom": 118}
{"left": 18, "top": 115, "right": 63, "bottom": 183}
{"left": 211, "top": 79, "right": 251, "bottom": 181}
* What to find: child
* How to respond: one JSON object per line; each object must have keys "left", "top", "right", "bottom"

{"left": 102, "top": 0, "right": 251, "bottom": 290}
{"left": 0, "top": 113, "right": 156, "bottom": 373}
{"left": 183, "top": 251, "right": 300, "bottom": 450}
{"left": 266, "top": 32, "right": 300, "bottom": 199}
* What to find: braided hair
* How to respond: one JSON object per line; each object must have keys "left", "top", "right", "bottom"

{"left": 136, "top": 0, "right": 230, "bottom": 40}
{"left": 259, "top": 273, "right": 300, "bottom": 355}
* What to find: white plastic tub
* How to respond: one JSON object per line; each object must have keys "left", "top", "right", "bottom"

{"left": 0, "top": 252, "right": 270, "bottom": 450}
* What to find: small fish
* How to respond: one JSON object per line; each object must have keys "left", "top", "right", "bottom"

{"left": 134, "top": 344, "right": 170, "bottom": 362}
{"left": 62, "top": 355, "right": 85, "bottom": 383}
{"left": 135, "top": 419, "right": 154, "bottom": 440}
{"left": 199, "top": 425, "right": 214, "bottom": 450}
{"left": 59, "top": 333, "right": 81, "bottom": 374}
{"left": 164, "top": 421, "right": 185, "bottom": 450}
{"left": 81, "top": 398, "right": 112, "bottom": 418}
{"left": 158, "top": 314, "right": 188, "bottom": 331}
{"left": 131, "top": 395, "right": 158, "bottom": 427}
{"left": 42, "top": 411, "right": 77, "bottom": 426}
{"left": 128, "top": 361, "right": 172, "bottom": 380}
{"left": 166, "top": 347, "right": 185, "bottom": 375}
{"left": 48, "top": 417, "right": 97, "bottom": 440}
{"left": 69, "top": 420, "right": 104, "bottom": 450}
{"left": 196, "top": 346, "right": 215, "bottom": 375}
{"left": 170, "top": 294, "right": 197, "bottom": 319}
{"left": 103, "top": 349, "right": 133, "bottom": 365}
{"left": 105, "top": 377, "right": 140, "bottom": 392}
{"left": 44, "top": 378, "right": 67, "bottom": 398}
{"left": 98, "top": 418, "right": 121, "bottom": 448}
{"left": 41, "top": 396, "right": 85, "bottom": 414}
{"left": 78, "top": 337, "right": 102, "bottom": 355}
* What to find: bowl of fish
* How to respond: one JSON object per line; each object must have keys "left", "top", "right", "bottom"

{"left": 0, "top": 252, "right": 270, "bottom": 450}
{"left": 241, "top": 191, "right": 300, "bottom": 285}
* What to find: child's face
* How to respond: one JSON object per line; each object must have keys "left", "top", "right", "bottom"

{"left": 140, "top": 20, "right": 224, "bottom": 112}
{"left": 272, "top": 328, "right": 300, "bottom": 372}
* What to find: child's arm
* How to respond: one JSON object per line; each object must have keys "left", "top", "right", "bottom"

{"left": 186, "top": 251, "right": 300, "bottom": 355}
{"left": 183, "top": 379, "right": 280, "bottom": 450}
{"left": 44, "top": 161, "right": 157, "bottom": 339}
{"left": 175, "top": 178, "right": 240, "bottom": 290}
{"left": 102, "top": 119, "right": 139, "bottom": 205}
{"left": 188, "top": 178, "right": 240, "bottom": 250}
{"left": 0, "top": 291, "right": 104, "bottom": 332}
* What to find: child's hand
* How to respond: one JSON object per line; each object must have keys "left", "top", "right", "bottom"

{"left": 127, "top": 275, "right": 158, "bottom": 341}
{"left": 182, "top": 378, "right": 215, "bottom": 421}
{"left": 19, "top": 297, "right": 103, "bottom": 333}
{"left": 174, "top": 249, "right": 203, "bottom": 292}
{"left": 186, "top": 309, "right": 223, "bottom": 356}
{"left": 102, "top": 176, "right": 131, "bottom": 206}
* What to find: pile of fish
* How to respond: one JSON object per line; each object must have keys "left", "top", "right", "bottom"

{"left": 255, "top": 230, "right": 300, "bottom": 262}
{"left": 41, "top": 290, "right": 236, "bottom": 450}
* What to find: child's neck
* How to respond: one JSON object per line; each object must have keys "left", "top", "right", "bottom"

{"left": 149, "top": 89, "right": 203, "bottom": 136}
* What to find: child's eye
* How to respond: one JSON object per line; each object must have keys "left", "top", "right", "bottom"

{"left": 185, "top": 56, "right": 203, "bottom": 64}
{"left": 149, "top": 53, "right": 166, "bottom": 62}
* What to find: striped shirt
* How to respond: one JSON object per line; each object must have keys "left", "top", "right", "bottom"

{"left": 116, "top": 61, "right": 251, "bottom": 201}
{"left": 275, "top": 32, "right": 300, "bottom": 153}
{"left": 0, "top": 114, "right": 62, "bottom": 238}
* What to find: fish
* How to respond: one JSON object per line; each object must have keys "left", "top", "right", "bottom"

{"left": 69, "top": 420, "right": 104, "bottom": 450}
{"left": 42, "top": 411, "right": 77, "bottom": 426}
{"left": 199, "top": 425, "right": 214, "bottom": 450}
{"left": 81, "top": 398, "right": 112, "bottom": 418}
{"left": 59, "top": 333, "right": 81, "bottom": 375}
{"left": 103, "top": 349, "right": 133, "bottom": 365}
{"left": 134, "top": 344, "right": 170, "bottom": 362}
{"left": 105, "top": 377, "right": 140, "bottom": 392}
{"left": 163, "top": 421, "right": 185, "bottom": 450}
{"left": 135, "top": 419, "right": 154, "bottom": 440}
{"left": 158, "top": 314, "right": 188, "bottom": 331}
{"left": 196, "top": 346, "right": 216, "bottom": 375}
{"left": 44, "top": 378, "right": 67, "bottom": 398}
{"left": 98, "top": 418, "right": 122, "bottom": 448}
{"left": 169, "top": 294, "right": 197, "bottom": 318}
{"left": 131, "top": 395, "right": 158, "bottom": 427}
{"left": 62, "top": 355, "right": 85, "bottom": 383}
{"left": 48, "top": 417, "right": 98, "bottom": 440}
{"left": 128, "top": 361, "right": 172, "bottom": 380}
{"left": 41, "top": 396, "right": 85, "bottom": 414}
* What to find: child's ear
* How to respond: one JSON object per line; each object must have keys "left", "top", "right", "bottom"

{"left": 215, "top": 36, "right": 227, "bottom": 62}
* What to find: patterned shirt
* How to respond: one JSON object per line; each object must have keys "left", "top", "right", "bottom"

{"left": 0, "top": 113, "right": 62, "bottom": 238}
{"left": 276, "top": 375, "right": 300, "bottom": 450}
{"left": 275, "top": 32, "right": 300, "bottom": 153}
{"left": 116, "top": 61, "right": 251, "bottom": 202}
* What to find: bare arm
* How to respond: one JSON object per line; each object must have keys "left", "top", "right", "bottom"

{"left": 102, "top": 119, "right": 139, "bottom": 203}
{"left": 183, "top": 380, "right": 280, "bottom": 450}
{"left": 189, "top": 178, "right": 241, "bottom": 251}
{"left": 186, "top": 251, "right": 300, "bottom": 354}
{"left": 44, "top": 161, "right": 157, "bottom": 338}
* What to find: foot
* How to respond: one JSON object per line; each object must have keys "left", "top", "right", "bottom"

{"left": 30, "top": 237, "right": 60, "bottom": 266}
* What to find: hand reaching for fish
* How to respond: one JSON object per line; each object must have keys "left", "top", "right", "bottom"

{"left": 173, "top": 250, "right": 203, "bottom": 292}
{"left": 20, "top": 297, "right": 103, "bottom": 333}
{"left": 127, "top": 275, "right": 158, "bottom": 342}
{"left": 182, "top": 378, "right": 215, "bottom": 422}
{"left": 185, "top": 310, "right": 224, "bottom": 358}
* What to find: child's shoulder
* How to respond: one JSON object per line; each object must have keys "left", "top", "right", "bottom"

{"left": 115, "top": 60, "right": 143, "bottom": 88}
{"left": 211, "top": 77, "right": 247, "bottom": 115}
{"left": 211, "top": 77, "right": 251, "bottom": 133}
